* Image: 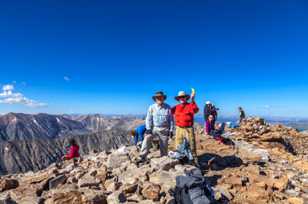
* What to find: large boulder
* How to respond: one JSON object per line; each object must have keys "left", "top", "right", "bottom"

{"left": 81, "top": 189, "right": 107, "bottom": 204}
{"left": 78, "top": 174, "right": 101, "bottom": 188}
{"left": 150, "top": 156, "right": 179, "bottom": 171}
{"left": 0, "top": 194, "right": 17, "bottom": 204}
{"left": 107, "top": 153, "right": 129, "bottom": 169}
{"left": 44, "top": 189, "right": 83, "bottom": 204}
{"left": 119, "top": 165, "right": 151, "bottom": 186}
{"left": 288, "top": 197, "right": 304, "bottom": 204}
{"left": 49, "top": 175, "right": 67, "bottom": 189}
{"left": 9, "top": 184, "right": 41, "bottom": 204}
{"left": 106, "top": 191, "right": 126, "bottom": 204}
{"left": 149, "top": 170, "right": 178, "bottom": 192}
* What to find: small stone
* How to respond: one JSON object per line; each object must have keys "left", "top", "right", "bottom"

{"left": 141, "top": 182, "right": 161, "bottom": 201}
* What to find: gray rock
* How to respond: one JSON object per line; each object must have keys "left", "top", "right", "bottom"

{"left": 150, "top": 156, "right": 179, "bottom": 171}
{"left": 0, "top": 194, "right": 17, "bottom": 204}
{"left": 49, "top": 174, "right": 67, "bottom": 189}
{"left": 107, "top": 191, "right": 126, "bottom": 204}
{"left": 107, "top": 153, "right": 129, "bottom": 169}
{"left": 234, "top": 140, "right": 270, "bottom": 162}
{"left": 78, "top": 174, "right": 100, "bottom": 188}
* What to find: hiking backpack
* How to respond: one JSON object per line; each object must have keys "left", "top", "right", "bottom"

{"left": 174, "top": 168, "right": 214, "bottom": 204}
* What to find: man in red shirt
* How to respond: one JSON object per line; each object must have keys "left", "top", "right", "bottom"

{"left": 171, "top": 89, "right": 199, "bottom": 161}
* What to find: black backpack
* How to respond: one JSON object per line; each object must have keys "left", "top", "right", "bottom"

{"left": 174, "top": 168, "right": 214, "bottom": 204}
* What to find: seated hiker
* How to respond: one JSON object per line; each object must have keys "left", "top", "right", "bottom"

{"left": 205, "top": 114, "right": 215, "bottom": 135}
{"left": 171, "top": 89, "right": 199, "bottom": 164}
{"left": 209, "top": 123, "right": 226, "bottom": 143}
{"left": 63, "top": 139, "right": 80, "bottom": 160}
{"left": 131, "top": 124, "right": 146, "bottom": 147}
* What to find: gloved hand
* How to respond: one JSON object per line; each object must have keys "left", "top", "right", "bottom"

{"left": 145, "top": 129, "right": 152, "bottom": 135}
{"left": 191, "top": 88, "right": 196, "bottom": 101}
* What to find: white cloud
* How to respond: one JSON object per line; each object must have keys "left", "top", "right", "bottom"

{"left": 64, "top": 76, "right": 71, "bottom": 82}
{"left": 0, "top": 84, "right": 47, "bottom": 108}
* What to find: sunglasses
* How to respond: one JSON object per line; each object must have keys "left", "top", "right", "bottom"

{"left": 155, "top": 96, "right": 165, "bottom": 100}
{"left": 178, "top": 96, "right": 187, "bottom": 99}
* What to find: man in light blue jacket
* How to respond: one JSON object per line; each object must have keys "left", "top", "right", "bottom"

{"left": 141, "top": 91, "right": 174, "bottom": 158}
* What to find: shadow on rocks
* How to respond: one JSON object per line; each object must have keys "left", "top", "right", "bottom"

{"left": 198, "top": 153, "right": 243, "bottom": 171}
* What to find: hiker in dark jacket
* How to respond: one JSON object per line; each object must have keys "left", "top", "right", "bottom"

{"left": 63, "top": 139, "right": 80, "bottom": 160}
{"left": 131, "top": 124, "right": 146, "bottom": 146}
{"left": 239, "top": 107, "right": 246, "bottom": 123}
{"left": 204, "top": 101, "right": 218, "bottom": 123}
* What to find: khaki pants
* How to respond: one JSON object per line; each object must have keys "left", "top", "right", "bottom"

{"left": 140, "top": 127, "right": 169, "bottom": 158}
{"left": 175, "top": 126, "right": 197, "bottom": 157}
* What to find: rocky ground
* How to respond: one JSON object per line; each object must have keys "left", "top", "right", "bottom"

{"left": 0, "top": 118, "right": 307, "bottom": 204}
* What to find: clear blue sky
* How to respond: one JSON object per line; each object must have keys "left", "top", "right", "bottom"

{"left": 0, "top": 0, "right": 307, "bottom": 117}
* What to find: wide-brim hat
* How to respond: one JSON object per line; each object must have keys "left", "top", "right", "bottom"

{"left": 152, "top": 91, "right": 167, "bottom": 101}
{"left": 175, "top": 91, "right": 190, "bottom": 101}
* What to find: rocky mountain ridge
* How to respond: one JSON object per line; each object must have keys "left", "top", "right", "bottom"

{"left": 0, "top": 113, "right": 142, "bottom": 175}
{"left": 0, "top": 113, "right": 88, "bottom": 141}
{"left": 0, "top": 117, "right": 307, "bottom": 204}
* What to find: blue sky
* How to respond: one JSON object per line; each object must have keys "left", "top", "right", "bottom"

{"left": 0, "top": 0, "right": 307, "bottom": 117}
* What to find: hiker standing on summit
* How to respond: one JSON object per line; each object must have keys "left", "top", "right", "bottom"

{"left": 239, "top": 107, "right": 246, "bottom": 124}
{"left": 141, "top": 91, "right": 174, "bottom": 158}
{"left": 172, "top": 89, "right": 199, "bottom": 163}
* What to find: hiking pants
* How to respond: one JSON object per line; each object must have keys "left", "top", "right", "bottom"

{"left": 140, "top": 127, "right": 169, "bottom": 157}
{"left": 175, "top": 126, "right": 197, "bottom": 157}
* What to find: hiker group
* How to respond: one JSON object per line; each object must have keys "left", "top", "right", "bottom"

{"left": 131, "top": 89, "right": 246, "bottom": 165}
{"left": 63, "top": 89, "right": 246, "bottom": 167}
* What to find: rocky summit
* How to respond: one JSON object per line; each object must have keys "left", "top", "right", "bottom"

{"left": 0, "top": 117, "right": 307, "bottom": 204}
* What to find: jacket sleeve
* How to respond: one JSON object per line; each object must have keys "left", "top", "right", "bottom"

{"left": 190, "top": 102, "right": 199, "bottom": 114}
{"left": 145, "top": 106, "right": 153, "bottom": 130}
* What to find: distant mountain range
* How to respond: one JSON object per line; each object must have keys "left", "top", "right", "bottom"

{"left": 0, "top": 113, "right": 88, "bottom": 141}
{"left": 0, "top": 113, "right": 143, "bottom": 175}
